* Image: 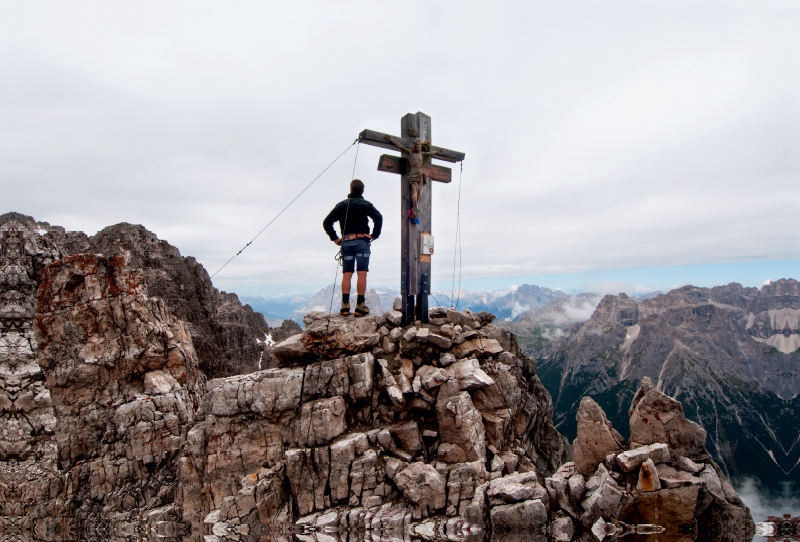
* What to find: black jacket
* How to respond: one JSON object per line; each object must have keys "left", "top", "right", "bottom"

{"left": 323, "top": 194, "right": 383, "bottom": 241}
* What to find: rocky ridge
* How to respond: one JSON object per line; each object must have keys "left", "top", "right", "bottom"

{"left": 537, "top": 282, "right": 800, "bottom": 493}
{"left": 0, "top": 214, "right": 756, "bottom": 541}
{"left": 5, "top": 214, "right": 270, "bottom": 377}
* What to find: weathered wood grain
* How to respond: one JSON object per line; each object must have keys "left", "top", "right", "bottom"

{"left": 377, "top": 155, "right": 452, "bottom": 183}
{"left": 359, "top": 129, "right": 465, "bottom": 163}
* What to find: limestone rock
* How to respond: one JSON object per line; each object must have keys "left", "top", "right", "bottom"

{"left": 655, "top": 462, "right": 704, "bottom": 489}
{"left": 487, "top": 472, "right": 541, "bottom": 504}
{"left": 427, "top": 332, "right": 453, "bottom": 349}
{"left": 286, "top": 447, "right": 331, "bottom": 516}
{"left": 393, "top": 462, "right": 446, "bottom": 512}
{"left": 636, "top": 458, "right": 661, "bottom": 492}
{"left": 436, "top": 379, "right": 486, "bottom": 463}
{"left": 272, "top": 333, "right": 312, "bottom": 364}
{"left": 385, "top": 310, "right": 403, "bottom": 326}
{"left": 568, "top": 473, "right": 585, "bottom": 503}
{"left": 573, "top": 397, "right": 624, "bottom": 476}
{"left": 416, "top": 365, "right": 449, "bottom": 389}
{"left": 616, "top": 442, "right": 670, "bottom": 472}
{"left": 295, "top": 396, "right": 347, "bottom": 446}
{"left": 677, "top": 456, "right": 704, "bottom": 474}
{"left": 329, "top": 433, "right": 368, "bottom": 502}
{"left": 302, "top": 312, "right": 381, "bottom": 358}
{"left": 551, "top": 515, "right": 575, "bottom": 542}
{"left": 580, "top": 465, "right": 623, "bottom": 526}
{"left": 390, "top": 421, "right": 422, "bottom": 454}
{"left": 490, "top": 499, "right": 548, "bottom": 542}
{"left": 699, "top": 464, "right": 726, "bottom": 501}
{"left": 68, "top": 221, "right": 270, "bottom": 377}
{"left": 629, "top": 377, "right": 708, "bottom": 459}
{"left": 451, "top": 358, "right": 495, "bottom": 390}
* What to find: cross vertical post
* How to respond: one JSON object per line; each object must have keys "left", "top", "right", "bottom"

{"left": 401, "top": 112, "right": 431, "bottom": 324}
{"left": 358, "top": 112, "right": 465, "bottom": 325}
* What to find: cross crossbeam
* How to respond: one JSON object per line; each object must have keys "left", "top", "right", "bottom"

{"left": 358, "top": 129, "right": 465, "bottom": 163}
{"left": 358, "top": 113, "right": 465, "bottom": 324}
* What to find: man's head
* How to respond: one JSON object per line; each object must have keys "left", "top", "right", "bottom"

{"left": 413, "top": 139, "right": 423, "bottom": 151}
{"left": 350, "top": 179, "right": 364, "bottom": 196}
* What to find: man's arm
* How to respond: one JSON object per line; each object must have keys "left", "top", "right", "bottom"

{"left": 367, "top": 205, "right": 383, "bottom": 240}
{"left": 384, "top": 134, "right": 411, "bottom": 152}
{"left": 322, "top": 205, "right": 342, "bottom": 241}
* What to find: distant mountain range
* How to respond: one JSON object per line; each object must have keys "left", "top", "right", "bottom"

{"left": 535, "top": 279, "right": 800, "bottom": 496}
{"left": 242, "top": 283, "right": 577, "bottom": 325}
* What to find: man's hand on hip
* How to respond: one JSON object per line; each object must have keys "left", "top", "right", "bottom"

{"left": 334, "top": 238, "right": 342, "bottom": 246}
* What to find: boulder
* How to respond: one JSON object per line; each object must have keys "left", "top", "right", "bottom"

{"left": 655, "top": 463, "right": 704, "bottom": 489}
{"left": 385, "top": 310, "right": 403, "bottom": 326}
{"left": 393, "top": 462, "right": 446, "bottom": 512}
{"left": 416, "top": 365, "right": 449, "bottom": 389}
{"left": 390, "top": 421, "right": 422, "bottom": 454}
{"left": 550, "top": 515, "right": 575, "bottom": 542}
{"left": 344, "top": 352, "right": 374, "bottom": 400}
{"left": 628, "top": 377, "right": 707, "bottom": 460}
{"left": 698, "top": 464, "right": 725, "bottom": 501}
{"left": 487, "top": 472, "right": 541, "bottom": 504}
{"left": 616, "top": 442, "right": 670, "bottom": 472}
{"left": 272, "top": 333, "right": 312, "bottom": 364}
{"left": 580, "top": 464, "right": 623, "bottom": 526}
{"left": 451, "top": 358, "right": 495, "bottom": 390}
{"left": 568, "top": 473, "right": 585, "bottom": 503}
{"left": 427, "top": 333, "right": 453, "bottom": 349}
{"left": 436, "top": 380, "right": 486, "bottom": 463}
{"left": 636, "top": 458, "right": 661, "bottom": 492}
{"left": 677, "top": 456, "right": 704, "bottom": 474}
{"left": 490, "top": 499, "right": 548, "bottom": 542}
{"left": 302, "top": 313, "right": 381, "bottom": 358}
{"left": 572, "top": 397, "right": 624, "bottom": 476}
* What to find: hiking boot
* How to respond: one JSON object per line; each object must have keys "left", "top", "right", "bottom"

{"left": 354, "top": 301, "right": 370, "bottom": 317}
{"left": 340, "top": 301, "right": 350, "bottom": 316}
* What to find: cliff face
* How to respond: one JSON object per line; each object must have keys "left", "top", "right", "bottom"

{"left": 0, "top": 212, "right": 755, "bottom": 540}
{"left": 6, "top": 215, "right": 270, "bottom": 377}
{"left": 0, "top": 223, "right": 206, "bottom": 538}
{"left": 537, "top": 282, "right": 800, "bottom": 493}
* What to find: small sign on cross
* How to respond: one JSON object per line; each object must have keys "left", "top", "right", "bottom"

{"left": 358, "top": 112, "right": 465, "bottom": 325}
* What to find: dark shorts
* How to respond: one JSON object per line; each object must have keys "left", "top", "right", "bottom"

{"left": 341, "top": 238, "right": 371, "bottom": 273}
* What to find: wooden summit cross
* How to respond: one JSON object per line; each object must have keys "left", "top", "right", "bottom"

{"left": 359, "top": 112, "right": 465, "bottom": 325}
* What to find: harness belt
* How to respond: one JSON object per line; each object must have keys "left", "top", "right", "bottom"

{"left": 342, "top": 233, "right": 371, "bottom": 241}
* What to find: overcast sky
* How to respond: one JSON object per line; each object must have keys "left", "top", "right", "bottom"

{"left": 3, "top": 1, "right": 798, "bottom": 296}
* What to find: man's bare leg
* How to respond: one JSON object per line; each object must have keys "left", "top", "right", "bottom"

{"left": 356, "top": 271, "right": 367, "bottom": 296}
{"left": 342, "top": 272, "right": 353, "bottom": 295}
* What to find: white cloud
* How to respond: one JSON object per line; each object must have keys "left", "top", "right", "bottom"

{"left": 510, "top": 302, "right": 531, "bottom": 319}
{"left": 736, "top": 478, "right": 800, "bottom": 522}
{"left": 2, "top": 1, "right": 798, "bottom": 294}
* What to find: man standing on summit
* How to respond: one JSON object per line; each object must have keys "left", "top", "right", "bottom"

{"left": 323, "top": 179, "right": 383, "bottom": 317}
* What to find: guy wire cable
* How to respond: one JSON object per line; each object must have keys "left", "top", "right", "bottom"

{"left": 326, "top": 141, "right": 361, "bottom": 330}
{"left": 210, "top": 139, "right": 357, "bottom": 279}
{"left": 451, "top": 160, "right": 464, "bottom": 308}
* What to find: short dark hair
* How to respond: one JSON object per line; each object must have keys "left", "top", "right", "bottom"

{"left": 350, "top": 179, "right": 364, "bottom": 195}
